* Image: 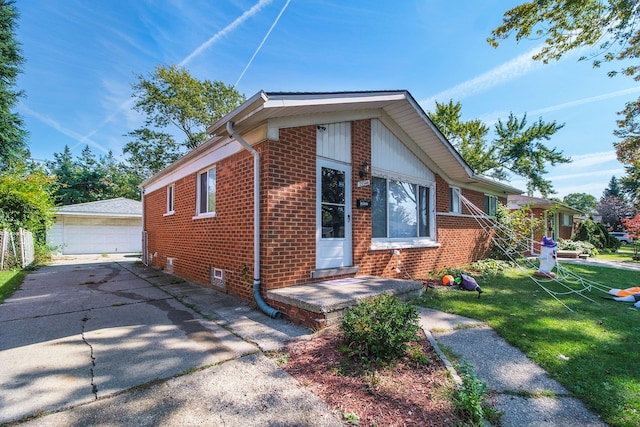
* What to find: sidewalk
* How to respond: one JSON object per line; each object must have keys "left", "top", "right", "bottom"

{"left": 419, "top": 308, "right": 607, "bottom": 427}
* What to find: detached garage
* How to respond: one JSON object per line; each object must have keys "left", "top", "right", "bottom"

{"left": 47, "top": 198, "right": 142, "bottom": 255}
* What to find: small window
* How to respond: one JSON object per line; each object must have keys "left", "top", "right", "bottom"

{"left": 450, "top": 187, "right": 461, "bottom": 213}
{"left": 197, "top": 166, "right": 216, "bottom": 215}
{"left": 484, "top": 195, "right": 497, "bottom": 217}
{"left": 561, "top": 213, "right": 572, "bottom": 226}
{"left": 166, "top": 184, "right": 175, "bottom": 214}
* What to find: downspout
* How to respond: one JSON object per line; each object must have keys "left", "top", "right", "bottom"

{"left": 226, "top": 121, "right": 282, "bottom": 319}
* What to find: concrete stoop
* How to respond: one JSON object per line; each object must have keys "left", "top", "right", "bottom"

{"left": 267, "top": 276, "right": 424, "bottom": 328}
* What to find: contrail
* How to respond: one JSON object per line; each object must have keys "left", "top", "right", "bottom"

{"left": 234, "top": 0, "right": 291, "bottom": 87}
{"left": 19, "top": 104, "right": 110, "bottom": 154}
{"left": 180, "top": 0, "right": 273, "bottom": 67}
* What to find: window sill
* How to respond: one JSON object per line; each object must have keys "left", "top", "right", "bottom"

{"left": 370, "top": 240, "right": 441, "bottom": 251}
{"left": 192, "top": 212, "right": 217, "bottom": 220}
{"left": 163, "top": 211, "right": 175, "bottom": 217}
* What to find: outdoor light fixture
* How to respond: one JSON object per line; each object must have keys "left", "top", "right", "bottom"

{"left": 359, "top": 161, "right": 370, "bottom": 178}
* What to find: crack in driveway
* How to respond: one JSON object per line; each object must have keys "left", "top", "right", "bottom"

{"left": 80, "top": 312, "right": 98, "bottom": 400}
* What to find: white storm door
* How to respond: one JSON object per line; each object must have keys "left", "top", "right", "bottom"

{"left": 316, "top": 159, "right": 352, "bottom": 269}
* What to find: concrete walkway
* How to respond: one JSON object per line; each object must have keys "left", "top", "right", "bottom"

{"left": 418, "top": 309, "right": 607, "bottom": 427}
{"left": 0, "top": 254, "right": 617, "bottom": 426}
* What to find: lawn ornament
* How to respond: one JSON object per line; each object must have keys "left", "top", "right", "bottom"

{"left": 608, "top": 287, "right": 640, "bottom": 307}
{"left": 458, "top": 274, "right": 483, "bottom": 298}
{"left": 442, "top": 275, "right": 455, "bottom": 286}
{"left": 534, "top": 236, "right": 557, "bottom": 278}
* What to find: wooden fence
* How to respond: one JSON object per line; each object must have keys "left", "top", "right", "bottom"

{"left": 1, "top": 228, "right": 34, "bottom": 270}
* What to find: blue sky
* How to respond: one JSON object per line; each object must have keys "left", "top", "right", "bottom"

{"left": 14, "top": 0, "right": 640, "bottom": 199}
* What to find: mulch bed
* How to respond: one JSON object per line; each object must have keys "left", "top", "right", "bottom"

{"left": 279, "top": 327, "right": 460, "bottom": 426}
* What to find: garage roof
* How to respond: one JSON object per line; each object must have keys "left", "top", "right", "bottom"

{"left": 54, "top": 198, "right": 142, "bottom": 217}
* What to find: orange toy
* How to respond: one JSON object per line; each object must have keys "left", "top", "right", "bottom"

{"left": 442, "top": 275, "right": 455, "bottom": 286}
{"left": 608, "top": 287, "right": 640, "bottom": 297}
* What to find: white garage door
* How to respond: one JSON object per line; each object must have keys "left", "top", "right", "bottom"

{"left": 51, "top": 216, "right": 142, "bottom": 255}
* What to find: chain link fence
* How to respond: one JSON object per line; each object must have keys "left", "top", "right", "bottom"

{"left": 1, "top": 228, "right": 34, "bottom": 270}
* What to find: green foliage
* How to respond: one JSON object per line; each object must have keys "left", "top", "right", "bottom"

{"left": 429, "top": 100, "right": 502, "bottom": 179}
{"left": 429, "top": 100, "right": 568, "bottom": 196}
{"left": 0, "top": 0, "right": 28, "bottom": 168}
{"left": 489, "top": 0, "right": 640, "bottom": 202}
{"left": 342, "top": 412, "right": 360, "bottom": 425}
{"left": 573, "top": 218, "right": 619, "bottom": 250}
{"left": 0, "top": 162, "right": 55, "bottom": 239}
{"left": 47, "top": 145, "right": 142, "bottom": 205}
{"left": 563, "top": 193, "right": 597, "bottom": 215}
{"left": 467, "top": 258, "right": 514, "bottom": 277}
{"left": 452, "top": 362, "right": 490, "bottom": 426}
{"left": 341, "top": 293, "right": 421, "bottom": 362}
{"left": 557, "top": 238, "right": 598, "bottom": 257}
{"left": 124, "top": 64, "right": 245, "bottom": 179}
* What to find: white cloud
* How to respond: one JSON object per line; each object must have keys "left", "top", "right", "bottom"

{"left": 420, "top": 46, "right": 543, "bottom": 109}
{"left": 569, "top": 151, "right": 618, "bottom": 168}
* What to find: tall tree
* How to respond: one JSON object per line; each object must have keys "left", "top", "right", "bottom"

{"left": 597, "top": 195, "right": 633, "bottom": 232}
{"left": 603, "top": 175, "right": 623, "bottom": 199}
{"left": 494, "top": 113, "right": 569, "bottom": 196}
{"left": 563, "top": 193, "right": 597, "bottom": 215}
{"left": 488, "top": 0, "right": 640, "bottom": 191}
{"left": 430, "top": 100, "right": 503, "bottom": 178}
{"left": 429, "top": 100, "right": 569, "bottom": 196}
{"left": 0, "top": 0, "right": 28, "bottom": 167}
{"left": 125, "top": 64, "right": 245, "bottom": 178}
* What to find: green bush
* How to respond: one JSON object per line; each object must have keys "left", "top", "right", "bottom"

{"left": 573, "top": 219, "right": 620, "bottom": 250}
{"left": 341, "top": 293, "right": 420, "bottom": 362}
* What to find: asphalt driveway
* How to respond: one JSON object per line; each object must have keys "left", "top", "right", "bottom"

{"left": 0, "top": 255, "right": 258, "bottom": 423}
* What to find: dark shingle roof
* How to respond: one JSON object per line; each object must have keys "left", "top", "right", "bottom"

{"left": 54, "top": 198, "right": 142, "bottom": 217}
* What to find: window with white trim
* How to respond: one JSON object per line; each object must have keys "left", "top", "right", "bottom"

{"left": 484, "top": 195, "right": 497, "bottom": 217}
{"left": 561, "top": 213, "right": 572, "bottom": 226}
{"left": 450, "top": 187, "right": 461, "bottom": 213}
{"left": 196, "top": 166, "right": 216, "bottom": 216}
{"left": 372, "top": 176, "right": 432, "bottom": 240}
{"left": 166, "top": 184, "right": 175, "bottom": 214}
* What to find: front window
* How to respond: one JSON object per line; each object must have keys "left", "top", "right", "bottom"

{"left": 372, "top": 176, "right": 431, "bottom": 239}
{"left": 484, "top": 195, "right": 497, "bottom": 217}
{"left": 450, "top": 187, "right": 461, "bottom": 213}
{"left": 561, "top": 213, "right": 572, "bottom": 226}
{"left": 197, "top": 166, "right": 216, "bottom": 215}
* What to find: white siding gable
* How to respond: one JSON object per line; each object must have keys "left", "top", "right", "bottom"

{"left": 371, "top": 119, "right": 434, "bottom": 182}
{"left": 316, "top": 122, "right": 351, "bottom": 163}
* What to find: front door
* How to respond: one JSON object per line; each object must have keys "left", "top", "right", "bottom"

{"left": 316, "top": 159, "right": 352, "bottom": 269}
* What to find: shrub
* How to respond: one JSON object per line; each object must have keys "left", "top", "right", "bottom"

{"left": 341, "top": 293, "right": 420, "bottom": 362}
{"left": 557, "top": 238, "right": 598, "bottom": 257}
{"left": 573, "top": 219, "right": 620, "bottom": 250}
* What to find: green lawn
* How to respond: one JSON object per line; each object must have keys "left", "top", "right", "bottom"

{"left": 0, "top": 269, "right": 25, "bottom": 304}
{"left": 415, "top": 263, "right": 640, "bottom": 427}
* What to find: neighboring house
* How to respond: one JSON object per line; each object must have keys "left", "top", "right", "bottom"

{"left": 141, "top": 90, "right": 521, "bottom": 325}
{"left": 47, "top": 198, "right": 142, "bottom": 255}
{"left": 507, "top": 194, "right": 582, "bottom": 253}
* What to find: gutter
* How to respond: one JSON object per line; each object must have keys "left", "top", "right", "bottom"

{"left": 226, "top": 121, "right": 282, "bottom": 319}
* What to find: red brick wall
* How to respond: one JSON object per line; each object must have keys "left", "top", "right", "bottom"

{"left": 144, "top": 147, "right": 257, "bottom": 301}
{"left": 261, "top": 125, "right": 317, "bottom": 290}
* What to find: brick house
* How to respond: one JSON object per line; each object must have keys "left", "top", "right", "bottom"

{"left": 141, "top": 90, "right": 521, "bottom": 323}
{"left": 507, "top": 194, "right": 582, "bottom": 253}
